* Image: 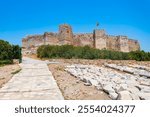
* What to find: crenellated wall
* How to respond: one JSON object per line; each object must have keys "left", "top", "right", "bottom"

{"left": 117, "top": 36, "right": 129, "bottom": 52}
{"left": 22, "top": 35, "right": 44, "bottom": 48}
{"left": 22, "top": 24, "right": 140, "bottom": 55}
{"left": 22, "top": 35, "right": 44, "bottom": 54}
{"left": 73, "top": 33, "right": 93, "bottom": 47}
{"left": 106, "top": 35, "right": 119, "bottom": 51}
{"left": 43, "top": 32, "right": 59, "bottom": 45}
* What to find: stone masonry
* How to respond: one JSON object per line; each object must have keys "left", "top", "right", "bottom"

{"left": 22, "top": 24, "right": 140, "bottom": 55}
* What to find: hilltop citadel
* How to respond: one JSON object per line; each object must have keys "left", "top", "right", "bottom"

{"left": 22, "top": 24, "right": 140, "bottom": 54}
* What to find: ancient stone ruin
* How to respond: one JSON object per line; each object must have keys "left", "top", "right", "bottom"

{"left": 65, "top": 64, "right": 150, "bottom": 100}
{"left": 22, "top": 24, "right": 140, "bottom": 55}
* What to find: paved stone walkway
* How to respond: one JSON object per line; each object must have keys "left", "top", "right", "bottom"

{"left": 0, "top": 57, "right": 64, "bottom": 100}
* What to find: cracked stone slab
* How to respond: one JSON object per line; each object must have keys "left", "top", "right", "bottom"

{"left": 0, "top": 57, "right": 64, "bottom": 100}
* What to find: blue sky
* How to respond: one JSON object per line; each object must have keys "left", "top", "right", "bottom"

{"left": 0, "top": 0, "right": 150, "bottom": 51}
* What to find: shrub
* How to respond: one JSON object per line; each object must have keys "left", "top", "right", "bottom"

{"left": 37, "top": 44, "right": 150, "bottom": 61}
{"left": 0, "top": 40, "right": 12, "bottom": 60}
{"left": 128, "top": 50, "right": 150, "bottom": 61}
{"left": 12, "top": 45, "right": 22, "bottom": 63}
{"left": 0, "top": 60, "right": 12, "bottom": 65}
{"left": 57, "top": 45, "right": 74, "bottom": 58}
{"left": 0, "top": 39, "right": 22, "bottom": 65}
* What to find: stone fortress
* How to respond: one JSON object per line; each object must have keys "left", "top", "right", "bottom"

{"left": 22, "top": 24, "right": 140, "bottom": 54}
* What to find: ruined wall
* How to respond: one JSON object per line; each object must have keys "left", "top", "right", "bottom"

{"left": 22, "top": 24, "right": 141, "bottom": 55}
{"left": 22, "top": 38, "right": 28, "bottom": 49}
{"left": 22, "top": 35, "right": 44, "bottom": 54}
{"left": 128, "top": 39, "right": 140, "bottom": 51}
{"left": 93, "top": 30, "right": 107, "bottom": 50}
{"left": 117, "top": 36, "right": 129, "bottom": 52}
{"left": 22, "top": 35, "right": 44, "bottom": 49}
{"left": 73, "top": 33, "right": 94, "bottom": 47}
{"left": 106, "top": 35, "right": 119, "bottom": 51}
{"left": 44, "top": 32, "right": 59, "bottom": 45}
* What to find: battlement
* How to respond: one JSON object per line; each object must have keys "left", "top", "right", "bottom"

{"left": 22, "top": 24, "right": 140, "bottom": 55}
{"left": 44, "top": 32, "right": 58, "bottom": 36}
{"left": 73, "top": 33, "right": 93, "bottom": 47}
{"left": 73, "top": 33, "right": 93, "bottom": 40}
{"left": 129, "top": 39, "right": 139, "bottom": 43}
{"left": 107, "top": 35, "right": 116, "bottom": 38}
{"left": 94, "top": 29, "right": 106, "bottom": 37}
{"left": 117, "top": 35, "right": 128, "bottom": 38}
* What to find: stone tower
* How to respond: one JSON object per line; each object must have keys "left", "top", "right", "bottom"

{"left": 58, "top": 24, "right": 73, "bottom": 45}
{"left": 93, "top": 29, "right": 107, "bottom": 50}
{"left": 117, "top": 36, "right": 129, "bottom": 52}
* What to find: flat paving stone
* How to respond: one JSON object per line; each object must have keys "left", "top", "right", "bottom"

{"left": 0, "top": 57, "right": 64, "bottom": 100}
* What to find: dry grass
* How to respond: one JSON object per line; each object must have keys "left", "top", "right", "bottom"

{"left": 0, "top": 64, "right": 21, "bottom": 88}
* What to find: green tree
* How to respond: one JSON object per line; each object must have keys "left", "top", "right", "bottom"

{"left": 12, "top": 45, "right": 22, "bottom": 63}
{"left": 37, "top": 44, "right": 150, "bottom": 61}
{"left": 0, "top": 39, "right": 12, "bottom": 60}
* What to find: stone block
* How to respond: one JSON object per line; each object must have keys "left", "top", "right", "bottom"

{"left": 117, "top": 91, "right": 132, "bottom": 100}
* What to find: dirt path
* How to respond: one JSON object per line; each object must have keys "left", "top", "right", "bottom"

{"left": 48, "top": 63, "right": 110, "bottom": 100}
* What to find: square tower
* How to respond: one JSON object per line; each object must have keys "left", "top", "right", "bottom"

{"left": 93, "top": 29, "right": 107, "bottom": 50}
{"left": 117, "top": 36, "right": 129, "bottom": 52}
{"left": 58, "top": 24, "right": 73, "bottom": 45}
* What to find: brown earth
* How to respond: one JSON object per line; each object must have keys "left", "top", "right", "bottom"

{"left": 0, "top": 64, "right": 21, "bottom": 88}
{"left": 48, "top": 63, "right": 110, "bottom": 100}
{"left": 25, "top": 54, "right": 150, "bottom": 67}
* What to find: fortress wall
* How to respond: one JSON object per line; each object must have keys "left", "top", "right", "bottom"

{"left": 32, "top": 35, "right": 44, "bottom": 47}
{"left": 128, "top": 39, "right": 140, "bottom": 51}
{"left": 22, "top": 38, "right": 28, "bottom": 49}
{"left": 94, "top": 30, "right": 107, "bottom": 49}
{"left": 117, "top": 36, "right": 129, "bottom": 52}
{"left": 22, "top": 24, "right": 141, "bottom": 55}
{"left": 22, "top": 35, "right": 44, "bottom": 54}
{"left": 106, "top": 35, "right": 119, "bottom": 51}
{"left": 73, "top": 38, "right": 81, "bottom": 46}
{"left": 44, "top": 32, "right": 59, "bottom": 45}
{"left": 73, "top": 33, "right": 94, "bottom": 47}
{"left": 22, "top": 35, "right": 44, "bottom": 49}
